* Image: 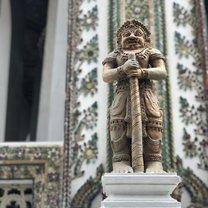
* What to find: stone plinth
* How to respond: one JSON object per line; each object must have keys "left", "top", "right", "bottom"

{"left": 101, "top": 173, "right": 181, "bottom": 208}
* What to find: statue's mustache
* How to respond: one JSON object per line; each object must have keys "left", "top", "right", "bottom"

{"left": 124, "top": 37, "right": 143, "bottom": 45}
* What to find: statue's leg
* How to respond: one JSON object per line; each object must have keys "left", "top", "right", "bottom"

{"left": 142, "top": 88, "right": 165, "bottom": 173}
{"left": 110, "top": 119, "right": 133, "bottom": 173}
{"left": 109, "top": 87, "right": 133, "bottom": 173}
{"left": 144, "top": 117, "right": 165, "bottom": 173}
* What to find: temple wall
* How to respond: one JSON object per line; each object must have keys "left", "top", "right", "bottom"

{"left": 64, "top": 1, "right": 208, "bottom": 207}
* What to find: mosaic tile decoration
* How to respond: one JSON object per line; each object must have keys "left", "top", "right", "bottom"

{"left": 71, "top": 164, "right": 104, "bottom": 208}
{"left": 173, "top": 0, "right": 208, "bottom": 170}
{"left": 63, "top": 1, "right": 208, "bottom": 207}
{"left": 105, "top": 0, "right": 117, "bottom": 173}
{"left": 63, "top": 0, "right": 104, "bottom": 207}
{"left": 173, "top": 0, "right": 208, "bottom": 171}
{"left": 172, "top": 0, "right": 208, "bottom": 206}
{"left": 0, "top": 145, "right": 63, "bottom": 208}
{"left": 173, "top": 156, "right": 208, "bottom": 207}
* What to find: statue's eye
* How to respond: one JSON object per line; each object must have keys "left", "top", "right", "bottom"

{"left": 123, "top": 31, "right": 131, "bottom": 37}
{"left": 134, "top": 29, "right": 143, "bottom": 36}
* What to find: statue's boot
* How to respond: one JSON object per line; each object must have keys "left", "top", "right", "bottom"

{"left": 110, "top": 119, "right": 133, "bottom": 173}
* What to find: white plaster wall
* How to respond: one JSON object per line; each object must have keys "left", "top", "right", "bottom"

{"left": 91, "top": 0, "right": 109, "bottom": 206}
{"left": 0, "top": 141, "right": 63, "bottom": 147}
{"left": 36, "top": 0, "right": 67, "bottom": 141}
{"left": 165, "top": 0, "right": 184, "bottom": 156}
{"left": 0, "top": 1, "right": 11, "bottom": 142}
{"left": 96, "top": 0, "right": 109, "bottom": 173}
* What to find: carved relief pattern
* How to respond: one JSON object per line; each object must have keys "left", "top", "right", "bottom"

{"left": 173, "top": 0, "right": 208, "bottom": 206}
{"left": 0, "top": 183, "right": 33, "bottom": 208}
{"left": 0, "top": 145, "right": 63, "bottom": 208}
{"left": 64, "top": 0, "right": 103, "bottom": 207}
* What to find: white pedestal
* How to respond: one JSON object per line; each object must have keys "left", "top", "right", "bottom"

{"left": 101, "top": 173, "right": 181, "bottom": 208}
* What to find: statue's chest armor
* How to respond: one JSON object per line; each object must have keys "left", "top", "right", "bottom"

{"left": 116, "top": 48, "right": 151, "bottom": 68}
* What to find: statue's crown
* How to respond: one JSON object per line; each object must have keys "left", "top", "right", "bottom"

{"left": 117, "top": 20, "right": 151, "bottom": 46}
{"left": 117, "top": 20, "right": 150, "bottom": 36}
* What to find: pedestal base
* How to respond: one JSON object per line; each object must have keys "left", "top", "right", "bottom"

{"left": 101, "top": 173, "right": 181, "bottom": 208}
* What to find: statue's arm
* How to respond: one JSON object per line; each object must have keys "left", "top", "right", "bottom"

{"left": 126, "top": 58, "right": 167, "bottom": 80}
{"left": 102, "top": 62, "right": 123, "bottom": 83}
{"left": 147, "top": 58, "right": 167, "bottom": 80}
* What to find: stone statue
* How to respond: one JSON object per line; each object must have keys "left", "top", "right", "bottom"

{"left": 102, "top": 20, "right": 167, "bottom": 173}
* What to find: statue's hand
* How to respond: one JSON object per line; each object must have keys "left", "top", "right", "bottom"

{"left": 122, "top": 59, "right": 139, "bottom": 75}
{"left": 127, "top": 68, "right": 142, "bottom": 78}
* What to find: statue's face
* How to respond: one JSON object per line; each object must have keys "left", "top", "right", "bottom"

{"left": 121, "top": 28, "right": 145, "bottom": 50}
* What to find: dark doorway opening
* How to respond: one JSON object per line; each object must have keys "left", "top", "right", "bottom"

{"left": 5, "top": 0, "right": 48, "bottom": 141}
{"left": 205, "top": 0, "right": 208, "bottom": 29}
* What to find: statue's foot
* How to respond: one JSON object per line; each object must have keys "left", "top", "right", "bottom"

{"left": 112, "top": 161, "right": 133, "bottom": 173}
{"left": 145, "top": 161, "right": 166, "bottom": 173}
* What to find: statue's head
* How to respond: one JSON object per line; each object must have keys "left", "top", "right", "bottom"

{"left": 117, "top": 20, "right": 151, "bottom": 50}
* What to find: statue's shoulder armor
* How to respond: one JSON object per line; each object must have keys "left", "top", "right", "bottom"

{"left": 102, "top": 49, "right": 120, "bottom": 66}
{"left": 148, "top": 47, "right": 165, "bottom": 63}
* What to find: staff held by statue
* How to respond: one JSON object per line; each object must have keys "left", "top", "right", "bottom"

{"left": 128, "top": 53, "right": 144, "bottom": 172}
